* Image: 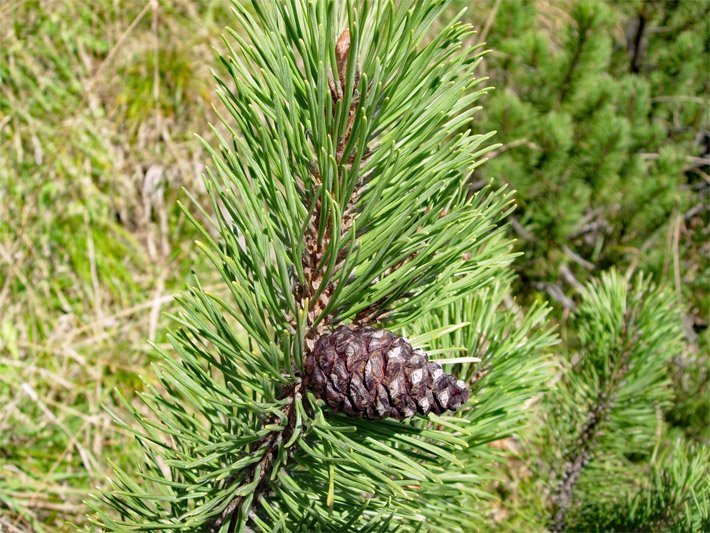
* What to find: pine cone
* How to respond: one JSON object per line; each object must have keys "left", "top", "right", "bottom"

{"left": 304, "top": 325, "right": 469, "bottom": 419}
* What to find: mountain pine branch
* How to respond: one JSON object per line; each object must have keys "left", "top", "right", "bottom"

{"left": 571, "top": 440, "right": 710, "bottom": 531}
{"left": 209, "top": 381, "right": 303, "bottom": 532}
{"left": 543, "top": 271, "right": 683, "bottom": 532}
{"left": 94, "top": 2, "right": 555, "bottom": 530}
{"left": 551, "top": 305, "right": 639, "bottom": 532}
{"left": 210, "top": 29, "right": 362, "bottom": 531}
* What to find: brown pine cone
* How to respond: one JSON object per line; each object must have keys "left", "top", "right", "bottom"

{"left": 304, "top": 325, "right": 469, "bottom": 419}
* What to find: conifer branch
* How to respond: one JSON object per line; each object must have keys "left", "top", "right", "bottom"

{"left": 551, "top": 306, "right": 638, "bottom": 532}
{"left": 211, "top": 29, "right": 363, "bottom": 530}
{"left": 557, "top": 27, "right": 587, "bottom": 104}
{"left": 570, "top": 440, "right": 710, "bottom": 531}
{"left": 93, "top": 3, "right": 552, "bottom": 530}
{"left": 209, "top": 381, "right": 303, "bottom": 533}
{"left": 297, "top": 29, "right": 367, "bottom": 339}
{"left": 542, "top": 272, "right": 683, "bottom": 532}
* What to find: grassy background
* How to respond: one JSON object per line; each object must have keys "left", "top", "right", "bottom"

{"left": 0, "top": 2, "right": 228, "bottom": 528}
{"left": 1, "top": 0, "right": 707, "bottom": 530}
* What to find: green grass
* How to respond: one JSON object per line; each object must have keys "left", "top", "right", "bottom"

{"left": 0, "top": 1, "right": 228, "bottom": 528}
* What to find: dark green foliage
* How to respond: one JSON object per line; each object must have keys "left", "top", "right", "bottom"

{"left": 532, "top": 271, "right": 707, "bottom": 531}
{"left": 467, "top": 0, "right": 708, "bottom": 310}
{"left": 454, "top": 3, "right": 709, "bottom": 527}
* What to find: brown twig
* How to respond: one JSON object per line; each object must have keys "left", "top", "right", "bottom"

{"left": 639, "top": 152, "right": 710, "bottom": 171}
{"left": 510, "top": 217, "right": 535, "bottom": 242}
{"left": 559, "top": 263, "right": 584, "bottom": 293}
{"left": 628, "top": 12, "right": 647, "bottom": 74}
{"left": 683, "top": 202, "right": 707, "bottom": 221}
{"left": 562, "top": 245, "right": 595, "bottom": 271}
{"left": 486, "top": 138, "right": 542, "bottom": 159}
{"left": 477, "top": 0, "right": 502, "bottom": 46}
{"left": 534, "top": 282, "right": 577, "bottom": 313}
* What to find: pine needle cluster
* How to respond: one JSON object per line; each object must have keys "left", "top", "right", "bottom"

{"left": 94, "top": 2, "right": 554, "bottom": 530}
{"left": 528, "top": 271, "right": 708, "bottom": 532}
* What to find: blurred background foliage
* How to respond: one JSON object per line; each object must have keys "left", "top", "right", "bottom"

{"left": 0, "top": 0, "right": 707, "bottom": 530}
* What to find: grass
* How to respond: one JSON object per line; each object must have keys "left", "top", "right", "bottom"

{"left": 0, "top": 1, "right": 229, "bottom": 529}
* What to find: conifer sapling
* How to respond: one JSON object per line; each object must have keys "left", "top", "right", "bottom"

{"left": 94, "top": 2, "right": 554, "bottom": 530}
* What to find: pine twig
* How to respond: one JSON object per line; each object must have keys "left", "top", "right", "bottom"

{"left": 510, "top": 217, "right": 535, "bottom": 242}
{"left": 550, "top": 394, "right": 607, "bottom": 533}
{"left": 209, "top": 381, "right": 303, "bottom": 533}
{"left": 534, "top": 282, "right": 577, "bottom": 312}
{"left": 628, "top": 12, "right": 647, "bottom": 73}
{"left": 639, "top": 152, "right": 710, "bottom": 170}
{"left": 562, "top": 246, "right": 595, "bottom": 271}
{"left": 557, "top": 20, "right": 590, "bottom": 104}
{"left": 208, "top": 30, "right": 365, "bottom": 531}
{"left": 550, "top": 308, "right": 639, "bottom": 532}
{"left": 477, "top": 0, "right": 501, "bottom": 46}
{"left": 559, "top": 263, "right": 584, "bottom": 293}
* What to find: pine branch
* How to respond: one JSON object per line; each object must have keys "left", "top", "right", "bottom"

{"left": 551, "top": 307, "right": 638, "bottom": 532}
{"left": 557, "top": 30, "right": 587, "bottom": 105}
{"left": 93, "top": 3, "right": 552, "bottom": 531}
{"left": 209, "top": 381, "right": 303, "bottom": 533}
{"left": 542, "top": 271, "right": 682, "bottom": 532}
{"left": 571, "top": 440, "right": 710, "bottom": 531}
{"left": 209, "top": 30, "right": 364, "bottom": 529}
{"left": 296, "top": 30, "right": 364, "bottom": 340}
